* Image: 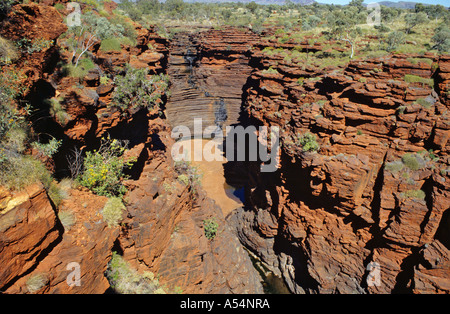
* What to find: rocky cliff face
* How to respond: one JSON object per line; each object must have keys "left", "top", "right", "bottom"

{"left": 1, "top": 2, "right": 448, "bottom": 294}
{"left": 0, "top": 3, "right": 262, "bottom": 294}
{"left": 230, "top": 43, "right": 450, "bottom": 293}
{"left": 165, "top": 28, "right": 259, "bottom": 136}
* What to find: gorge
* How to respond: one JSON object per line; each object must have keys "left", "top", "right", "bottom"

{"left": 0, "top": 1, "right": 449, "bottom": 295}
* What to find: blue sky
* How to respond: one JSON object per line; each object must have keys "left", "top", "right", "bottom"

{"left": 318, "top": 0, "right": 449, "bottom": 5}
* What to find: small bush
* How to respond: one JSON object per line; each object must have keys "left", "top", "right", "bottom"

{"left": 102, "top": 197, "right": 125, "bottom": 227}
{"left": 406, "top": 58, "right": 433, "bottom": 66}
{"left": 261, "top": 67, "right": 279, "bottom": 75}
{"left": 432, "top": 24, "right": 450, "bottom": 53}
{"left": 47, "top": 181, "right": 67, "bottom": 208}
{"left": 163, "top": 182, "right": 174, "bottom": 193}
{"left": 100, "top": 38, "right": 122, "bottom": 52}
{"left": 203, "top": 218, "right": 218, "bottom": 240}
{"left": 401, "top": 153, "right": 424, "bottom": 171}
{"left": 0, "top": 36, "right": 19, "bottom": 64}
{"left": 16, "top": 38, "right": 53, "bottom": 54}
{"left": 401, "top": 189, "right": 426, "bottom": 200}
{"left": 100, "top": 75, "right": 111, "bottom": 85}
{"left": 111, "top": 65, "right": 169, "bottom": 112}
{"left": 1, "top": 127, "right": 27, "bottom": 156}
{"left": 385, "top": 160, "right": 405, "bottom": 173}
{"left": 106, "top": 252, "right": 166, "bottom": 294}
{"left": 47, "top": 98, "right": 69, "bottom": 126}
{"left": 77, "top": 137, "right": 134, "bottom": 197}
{"left": 61, "top": 58, "right": 96, "bottom": 78}
{"left": 32, "top": 137, "right": 62, "bottom": 158}
{"left": 177, "top": 174, "right": 189, "bottom": 186}
{"left": 0, "top": 67, "right": 54, "bottom": 192}
{"left": 297, "top": 132, "right": 320, "bottom": 152}
{"left": 404, "top": 74, "right": 434, "bottom": 88}
{"left": 414, "top": 97, "right": 434, "bottom": 109}
{"left": 58, "top": 210, "right": 76, "bottom": 230}
{"left": 174, "top": 160, "right": 202, "bottom": 193}
{"left": 0, "top": 66, "right": 26, "bottom": 106}
{"left": 385, "top": 31, "right": 406, "bottom": 52}
{"left": 54, "top": 3, "right": 65, "bottom": 11}
{"left": 26, "top": 273, "right": 48, "bottom": 293}
{"left": 0, "top": 155, "right": 52, "bottom": 191}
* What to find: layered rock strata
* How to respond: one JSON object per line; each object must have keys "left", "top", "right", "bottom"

{"left": 0, "top": 4, "right": 263, "bottom": 294}
{"left": 231, "top": 48, "right": 450, "bottom": 294}
{"left": 165, "top": 28, "right": 259, "bottom": 136}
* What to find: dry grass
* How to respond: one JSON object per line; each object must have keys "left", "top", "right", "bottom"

{"left": 0, "top": 36, "right": 19, "bottom": 64}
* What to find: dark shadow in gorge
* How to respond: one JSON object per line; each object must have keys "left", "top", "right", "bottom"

{"left": 221, "top": 69, "right": 261, "bottom": 194}
{"left": 273, "top": 236, "right": 320, "bottom": 294}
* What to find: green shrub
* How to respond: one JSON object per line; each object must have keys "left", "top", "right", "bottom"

{"left": 26, "top": 273, "right": 48, "bottom": 293}
{"left": 261, "top": 67, "right": 279, "bottom": 75}
{"left": 1, "top": 127, "right": 26, "bottom": 158}
{"left": 203, "top": 218, "right": 218, "bottom": 240}
{"left": 0, "top": 66, "right": 26, "bottom": 106}
{"left": 58, "top": 210, "right": 76, "bottom": 230}
{"left": 385, "top": 160, "right": 405, "bottom": 173}
{"left": 401, "top": 153, "right": 424, "bottom": 171}
{"left": 0, "top": 155, "right": 52, "bottom": 191}
{"left": 77, "top": 137, "right": 134, "bottom": 197}
{"left": 404, "top": 74, "right": 434, "bottom": 88}
{"left": 163, "top": 182, "right": 174, "bottom": 193}
{"left": 47, "top": 181, "right": 68, "bottom": 208}
{"left": 106, "top": 252, "right": 166, "bottom": 294}
{"left": 297, "top": 132, "right": 320, "bottom": 152}
{"left": 16, "top": 38, "right": 53, "bottom": 54}
{"left": 0, "top": 67, "right": 54, "bottom": 192}
{"left": 102, "top": 197, "right": 125, "bottom": 227}
{"left": 401, "top": 189, "right": 426, "bottom": 200}
{"left": 61, "top": 58, "right": 96, "bottom": 78}
{"left": 0, "top": 105, "right": 26, "bottom": 157}
{"left": 432, "top": 24, "right": 450, "bottom": 53}
{"left": 100, "top": 38, "right": 122, "bottom": 52}
{"left": 54, "top": 3, "right": 65, "bottom": 11}
{"left": 406, "top": 58, "right": 433, "bottom": 66}
{"left": 46, "top": 97, "right": 69, "bottom": 126}
{"left": 414, "top": 97, "right": 433, "bottom": 109}
{"left": 31, "top": 137, "right": 62, "bottom": 158}
{"left": 397, "top": 105, "right": 407, "bottom": 115}
{"left": 385, "top": 31, "right": 406, "bottom": 52}
{"left": 0, "top": 36, "right": 19, "bottom": 64}
{"left": 111, "top": 65, "right": 169, "bottom": 111}
{"left": 174, "top": 160, "right": 202, "bottom": 193}
{"left": 108, "top": 14, "right": 138, "bottom": 44}
{"left": 100, "top": 75, "right": 111, "bottom": 85}
{"left": 177, "top": 174, "right": 189, "bottom": 186}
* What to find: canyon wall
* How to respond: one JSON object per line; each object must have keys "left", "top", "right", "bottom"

{"left": 165, "top": 28, "right": 259, "bottom": 136}
{"left": 1, "top": 2, "right": 448, "bottom": 294}
{"left": 230, "top": 41, "right": 450, "bottom": 293}
{"left": 0, "top": 4, "right": 262, "bottom": 294}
